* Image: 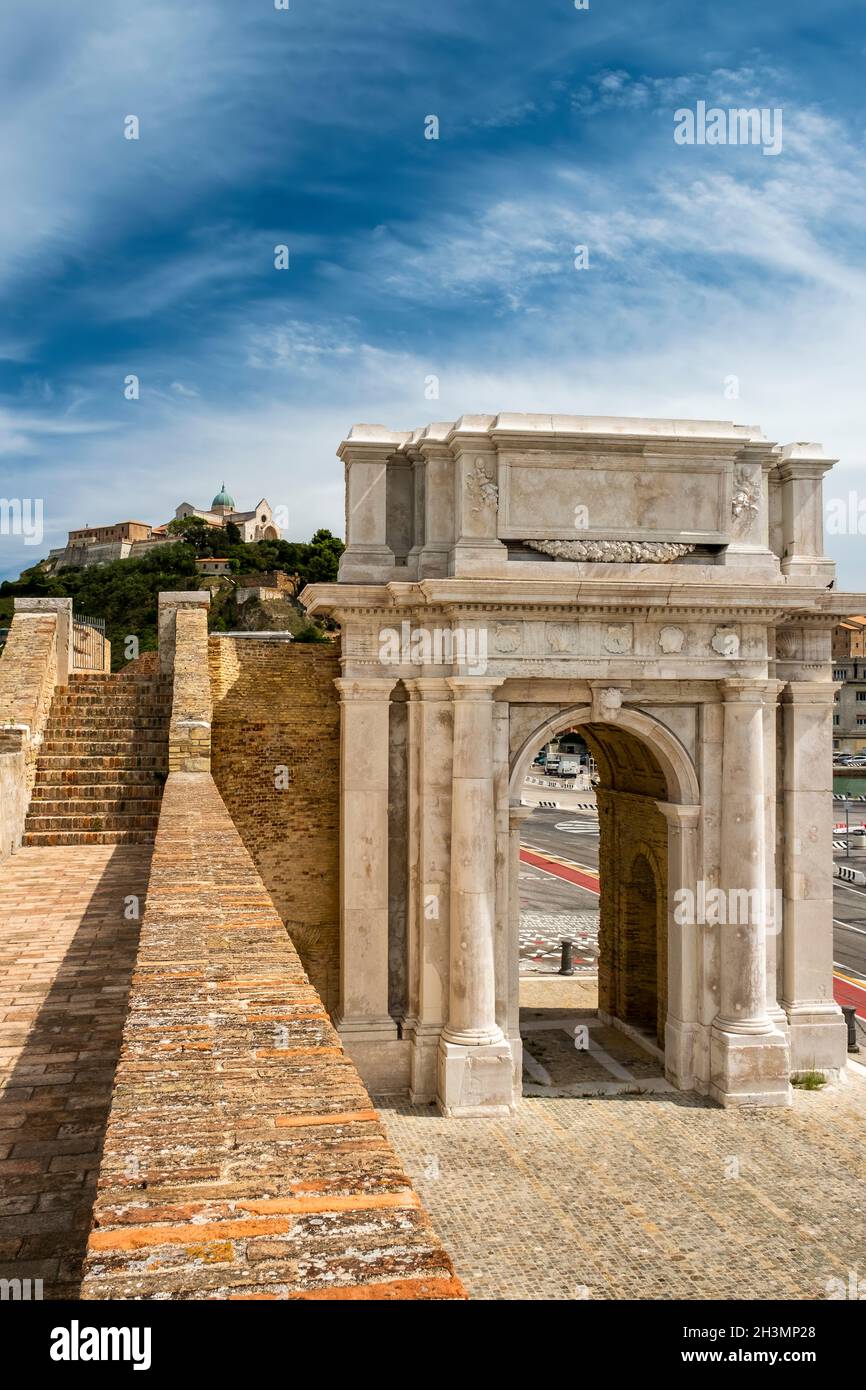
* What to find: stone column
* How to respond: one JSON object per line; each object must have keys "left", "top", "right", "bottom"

{"left": 404, "top": 678, "right": 453, "bottom": 1103}
{"left": 762, "top": 686, "right": 787, "bottom": 1031}
{"left": 710, "top": 679, "right": 790, "bottom": 1107}
{"left": 336, "top": 427, "right": 402, "bottom": 582}
{"left": 418, "top": 435, "right": 454, "bottom": 578}
{"left": 780, "top": 681, "right": 847, "bottom": 1076}
{"left": 506, "top": 802, "right": 534, "bottom": 1090}
{"left": 449, "top": 430, "right": 508, "bottom": 577}
{"left": 438, "top": 677, "right": 513, "bottom": 1116}
{"left": 776, "top": 444, "right": 835, "bottom": 583}
{"left": 334, "top": 678, "right": 399, "bottom": 1074}
{"left": 655, "top": 802, "right": 703, "bottom": 1092}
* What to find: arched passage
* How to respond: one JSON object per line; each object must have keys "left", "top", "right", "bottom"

{"left": 509, "top": 703, "right": 701, "bottom": 1084}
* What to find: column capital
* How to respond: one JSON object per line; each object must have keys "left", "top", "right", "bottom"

{"left": 335, "top": 675, "right": 397, "bottom": 702}
{"left": 404, "top": 677, "right": 452, "bottom": 701}
{"left": 446, "top": 676, "right": 505, "bottom": 700}
{"left": 721, "top": 677, "right": 784, "bottom": 704}
{"left": 655, "top": 801, "right": 701, "bottom": 829}
{"left": 780, "top": 680, "right": 838, "bottom": 706}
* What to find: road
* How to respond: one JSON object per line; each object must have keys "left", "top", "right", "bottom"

{"left": 520, "top": 797, "right": 866, "bottom": 1027}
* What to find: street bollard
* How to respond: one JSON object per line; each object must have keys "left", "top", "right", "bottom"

{"left": 559, "top": 939, "right": 575, "bottom": 976}
{"left": 842, "top": 1005, "right": 860, "bottom": 1053}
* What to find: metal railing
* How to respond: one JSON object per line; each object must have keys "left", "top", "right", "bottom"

{"left": 72, "top": 615, "right": 107, "bottom": 671}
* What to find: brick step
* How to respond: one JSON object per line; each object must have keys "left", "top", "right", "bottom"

{"left": 27, "top": 797, "right": 163, "bottom": 815}
{"left": 22, "top": 829, "right": 157, "bottom": 846}
{"left": 70, "top": 674, "right": 170, "bottom": 686}
{"left": 47, "top": 699, "right": 170, "bottom": 714}
{"left": 31, "top": 768, "right": 164, "bottom": 786}
{"left": 43, "top": 733, "right": 170, "bottom": 745}
{"left": 31, "top": 781, "right": 161, "bottom": 800}
{"left": 24, "top": 811, "right": 160, "bottom": 832}
{"left": 48, "top": 695, "right": 170, "bottom": 706}
{"left": 40, "top": 738, "right": 167, "bottom": 755}
{"left": 36, "top": 754, "right": 168, "bottom": 771}
{"left": 46, "top": 705, "right": 168, "bottom": 715}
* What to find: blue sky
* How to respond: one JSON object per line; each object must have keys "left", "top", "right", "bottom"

{"left": 1, "top": 0, "right": 865, "bottom": 584}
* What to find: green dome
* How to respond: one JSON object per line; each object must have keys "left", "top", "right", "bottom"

{"left": 211, "top": 483, "right": 235, "bottom": 510}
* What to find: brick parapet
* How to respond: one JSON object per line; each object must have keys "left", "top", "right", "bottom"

{"left": 80, "top": 771, "right": 463, "bottom": 1300}
{"left": 160, "top": 594, "right": 212, "bottom": 772}
{"left": 0, "top": 607, "right": 62, "bottom": 855}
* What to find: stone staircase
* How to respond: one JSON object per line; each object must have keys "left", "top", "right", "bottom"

{"left": 23, "top": 670, "right": 171, "bottom": 846}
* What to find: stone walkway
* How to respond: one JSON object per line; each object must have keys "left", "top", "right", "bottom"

{"left": 377, "top": 980, "right": 866, "bottom": 1300}
{"left": 0, "top": 845, "right": 150, "bottom": 1297}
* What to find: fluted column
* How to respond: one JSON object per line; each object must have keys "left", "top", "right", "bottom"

{"left": 335, "top": 677, "right": 398, "bottom": 1046}
{"left": 780, "top": 680, "right": 847, "bottom": 1075}
{"left": 710, "top": 679, "right": 790, "bottom": 1106}
{"left": 438, "top": 677, "right": 513, "bottom": 1115}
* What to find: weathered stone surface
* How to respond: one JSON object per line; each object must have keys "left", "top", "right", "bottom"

{"left": 79, "top": 771, "right": 462, "bottom": 1300}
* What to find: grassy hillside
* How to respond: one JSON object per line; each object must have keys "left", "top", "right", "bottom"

{"left": 0, "top": 529, "right": 343, "bottom": 669}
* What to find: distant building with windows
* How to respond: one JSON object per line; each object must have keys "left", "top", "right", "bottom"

{"left": 44, "top": 484, "right": 283, "bottom": 571}
{"left": 832, "top": 617, "right": 866, "bottom": 754}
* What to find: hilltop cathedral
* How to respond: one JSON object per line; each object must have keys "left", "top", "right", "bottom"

{"left": 45, "top": 484, "right": 283, "bottom": 571}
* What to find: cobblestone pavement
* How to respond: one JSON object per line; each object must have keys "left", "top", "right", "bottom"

{"left": 0, "top": 846, "right": 150, "bottom": 1296}
{"left": 519, "top": 911, "right": 599, "bottom": 974}
{"left": 377, "top": 983, "right": 866, "bottom": 1301}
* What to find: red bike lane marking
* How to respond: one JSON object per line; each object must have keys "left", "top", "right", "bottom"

{"left": 520, "top": 847, "right": 600, "bottom": 896}
{"left": 834, "top": 973, "right": 866, "bottom": 1020}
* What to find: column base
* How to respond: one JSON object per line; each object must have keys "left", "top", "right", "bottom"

{"left": 710, "top": 1022, "right": 792, "bottom": 1108}
{"left": 783, "top": 1002, "right": 848, "bottom": 1079}
{"left": 407, "top": 1023, "right": 442, "bottom": 1104}
{"left": 337, "top": 546, "right": 396, "bottom": 583}
{"left": 437, "top": 1036, "right": 515, "bottom": 1117}
{"left": 448, "top": 539, "right": 509, "bottom": 578}
{"left": 664, "top": 1017, "right": 709, "bottom": 1094}
{"left": 336, "top": 1017, "right": 409, "bottom": 1096}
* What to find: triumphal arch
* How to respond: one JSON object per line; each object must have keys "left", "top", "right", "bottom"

{"left": 303, "top": 413, "right": 862, "bottom": 1115}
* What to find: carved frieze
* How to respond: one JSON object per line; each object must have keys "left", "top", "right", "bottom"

{"left": 546, "top": 622, "right": 579, "bottom": 654}
{"left": 523, "top": 539, "right": 696, "bottom": 562}
{"left": 492, "top": 623, "right": 522, "bottom": 654}
{"left": 467, "top": 458, "right": 499, "bottom": 514}
{"left": 731, "top": 465, "right": 760, "bottom": 532}
{"left": 658, "top": 625, "right": 686, "bottom": 654}
{"left": 604, "top": 624, "right": 633, "bottom": 654}
{"left": 711, "top": 626, "right": 740, "bottom": 658}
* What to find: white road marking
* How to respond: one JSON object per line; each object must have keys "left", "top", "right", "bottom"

{"left": 833, "top": 919, "right": 866, "bottom": 937}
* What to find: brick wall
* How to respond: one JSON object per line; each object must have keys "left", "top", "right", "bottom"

{"left": 209, "top": 638, "right": 341, "bottom": 1014}
{"left": 80, "top": 772, "right": 463, "bottom": 1300}
{"left": 0, "top": 610, "right": 59, "bottom": 856}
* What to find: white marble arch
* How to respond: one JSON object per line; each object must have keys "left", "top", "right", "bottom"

{"left": 507, "top": 702, "right": 704, "bottom": 1094}
{"left": 303, "top": 411, "right": 865, "bottom": 1116}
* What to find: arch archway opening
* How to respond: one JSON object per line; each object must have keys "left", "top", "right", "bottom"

{"left": 515, "top": 713, "right": 673, "bottom": 1094}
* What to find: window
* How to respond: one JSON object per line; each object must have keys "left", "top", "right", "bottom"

{"left": 834, "top": 715, "right": 840, "bottom": 725}
{"left": 857, "top": 692, "right": 866, "bottom": 701}
{"left": 857, "top": 717, "right": 866, "bottom": 726}
{"left": 834, "top": 668, "right": 847, "bottom": 680}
